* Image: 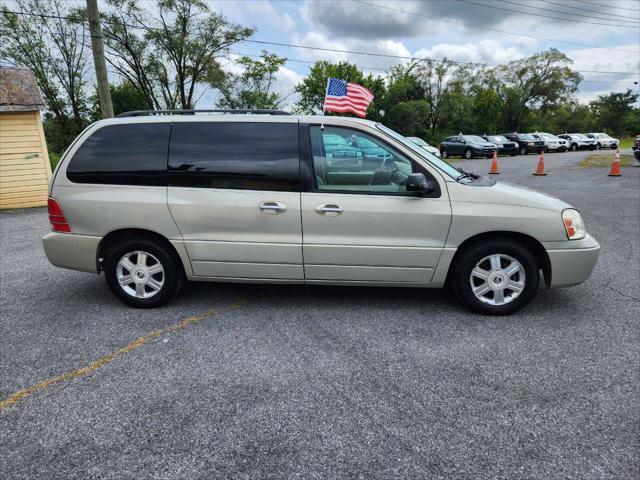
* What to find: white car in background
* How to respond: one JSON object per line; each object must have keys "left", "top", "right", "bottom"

{"left": 557, "top": 133, "right": 597, "bottom": 151}
{"left": 586, "top": 133, "right": 619, "bottom": 150}
{"left": 531, "top": 132, "right": 567, "bottom": 152}
{"left": 406, "top": 136, "right": 441, "bottom": 157}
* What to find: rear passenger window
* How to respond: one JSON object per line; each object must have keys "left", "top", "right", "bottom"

{"left": 168, "top": 122, "right": 300, "bottom": 191}
{"left": 66, "top": 123, "right": 170, "bottom": 185}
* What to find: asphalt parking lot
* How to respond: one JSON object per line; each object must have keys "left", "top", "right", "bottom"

{"left": 1, "top": 149, "right": 639, "bottom": 479}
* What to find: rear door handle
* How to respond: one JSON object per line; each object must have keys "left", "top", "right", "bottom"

{"left": 315, "top": 204, "right": 343, "bottom": 216}
{"left": 259, "top": 201, "right": 287, "bottom": 214}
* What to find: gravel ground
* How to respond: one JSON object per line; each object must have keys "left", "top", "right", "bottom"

{"left": 1, "top": 149, "right": 638, "bottom": 479}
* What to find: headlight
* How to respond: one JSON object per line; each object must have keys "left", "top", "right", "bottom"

{"left": 562, "top": 209, "right": 586, "bottom": 240}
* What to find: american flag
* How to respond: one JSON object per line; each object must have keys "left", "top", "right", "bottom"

{"left": 323, "top": 77, "right": 374, "bottom": 118}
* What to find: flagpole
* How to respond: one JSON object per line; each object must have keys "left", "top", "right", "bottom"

{"left": 321, "top": 77, "right": 331, "bottom": 130}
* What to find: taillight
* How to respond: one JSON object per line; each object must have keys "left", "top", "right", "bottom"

{"left": 48, "top": 198, "right": 71, "bottom": 233}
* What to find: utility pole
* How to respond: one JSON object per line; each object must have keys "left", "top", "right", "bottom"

{"left": 86, "top": 0, "right": 113, "bottom": 118}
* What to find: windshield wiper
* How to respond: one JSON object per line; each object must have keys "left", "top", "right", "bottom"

{"left": 455, "top": 167, "right": 480, "bottom": 182}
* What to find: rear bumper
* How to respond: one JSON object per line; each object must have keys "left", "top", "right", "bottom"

{"left": 42, "top": 232, "right": 101, "bottom": 274}
{"left": 543, "top": 234, "right": 600, "bottom": 287}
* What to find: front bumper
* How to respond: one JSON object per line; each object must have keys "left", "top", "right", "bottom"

{"left": 543, "top": 234, "right": 600, "bottom": 287}
{"left": 42, "top": 232, "right": 102, "bottom": 273}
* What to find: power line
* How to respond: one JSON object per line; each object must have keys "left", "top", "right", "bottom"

{"left": 496, "top": 0, "right": 639, "bottom": 25}
{"left": 537, "top": 0, "right": 636, "bottom": 20}
{"left": 580, "top": 0, "right": 640, "bottom": 13}
{"left": 3, "top": 9, "right": 639, "bottom": 75}
{"left": 457, "top": 0, "right": 640, "bottom": 28}
{"left": 351, "top": 1, "right": 638, "bottom": 53}
{"left": 228, "top": 51, "right": 638, "bottom": 84}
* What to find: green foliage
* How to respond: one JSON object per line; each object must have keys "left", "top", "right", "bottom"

{"left": 590, "top": 90, "right": 640, "bottom": 136}
{"left": 217, "top": 52, "right": 286, "bottom": 109}
{"left": 101, "top": 0, "right": 253, "bottom": 110}
{"left": 48, "top": 151, "right": 61, "bottom": 171}
{"left": 90, "top": 81, "right": 152, "bottom": 120}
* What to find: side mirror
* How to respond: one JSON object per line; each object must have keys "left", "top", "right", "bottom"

{"left": 406, "top": 173, "right": 435, "bottom": 194}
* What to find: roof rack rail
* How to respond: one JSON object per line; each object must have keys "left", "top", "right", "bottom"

{"left": 115, "top": 109, "right": 291, "bottom": 118}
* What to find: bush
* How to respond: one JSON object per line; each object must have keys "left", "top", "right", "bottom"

{"left": 48, "top": 151, "right": 61, "bottom": 171}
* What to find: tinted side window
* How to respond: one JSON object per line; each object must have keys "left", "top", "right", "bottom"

{"left": 168, "top": 122, "right": 300, "bottom": 191}
{"left": 66, "top": 123, "right": 170, "bottom": 185}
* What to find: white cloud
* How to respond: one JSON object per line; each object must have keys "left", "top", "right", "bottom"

{"left": 414, "top": 40, "right": 524, "bottom": 65}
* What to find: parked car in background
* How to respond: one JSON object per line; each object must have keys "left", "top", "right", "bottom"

{"left": 634, "top": 135, "right": 640, "bottom": 161}
{"left": 439, "top": 134, "right": 497, "bottom": 159}
{"left": 482, "top": 135, "right": 519, "bottom": 156}
{"left": 557, "top": 134, "right": 597, "bottom": 151}
{"left": 531, "top": 132, "right": 567, "bottom": 152}
{"left": 406, "top": 136, "right": 441, "bottom": 157}
{"left": 502, "top": 133, "right": 545, "bottom": 155}
{"left": 586, "top": 133, "right": 619, "bottom": 150}
{"left": 42, "top": 109, "right": 601, "bottom": 315}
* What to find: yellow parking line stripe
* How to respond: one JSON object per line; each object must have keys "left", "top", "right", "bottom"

{"left": 0, "top": 301, "right": 248, "bottom": 412}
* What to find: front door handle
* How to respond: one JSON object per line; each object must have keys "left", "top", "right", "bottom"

{"left": 315, "top": 204, "right": 343, "bottom": 216}
{"left": 259, "top": 201, "right": 287, "bottom": 214}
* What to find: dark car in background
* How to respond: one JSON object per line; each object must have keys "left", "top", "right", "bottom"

{"left": 633, "top": 135, "right": 640, "bottom": 161}
{"left": 501, "top": 133, "right": 545, "bottom": 155}
{"left": 439, "top": 134, "right": 497, "bottom": 159}
{"left": 482, "top": 135, "right": 519, "bottom": 156}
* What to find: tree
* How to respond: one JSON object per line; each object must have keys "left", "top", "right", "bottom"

{"left": 217, "top": 51, "right": 286, "bottom": 109}
{"left": 1, "top": 0, "right": 90, "bottom": 132}
{"left": 100, "top": 0, "right": 253, "bottom": 109}
{"left": 377, "top": 63, "right": 429, "bottom": 138}
{"left": 590, "top": 90, "right": 640, "bottom": 136}
{"left": 415, "top": 59, "right": 457, "bottom": 136}
{"left": 494, "top": 49, "right": 581, "bottom": 131}
{"left": 294, "top": 61, "right": 383, "bottom": 115}
{"left": 89, "top": 80, "right": 152, "bottom": 120}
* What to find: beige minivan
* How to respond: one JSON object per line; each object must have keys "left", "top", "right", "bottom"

{"left": 43, "top": 110, "right": 600, "bottom": 315}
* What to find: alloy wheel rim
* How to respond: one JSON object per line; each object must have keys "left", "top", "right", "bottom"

{"left": 469, "top": 254, "right": 525, "bottom": 306}
{"left": 116, "top": 250, "right": 165, "bottom": 299}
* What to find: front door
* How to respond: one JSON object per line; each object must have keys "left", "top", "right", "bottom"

{"left": 167, "top": 119, "right": 303, "bottom": 279}
{"left": 301, "top": 125, "right": 451, "bottom": 284}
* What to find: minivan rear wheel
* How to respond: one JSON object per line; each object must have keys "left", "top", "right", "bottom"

{"left": 451, "top": 240, "right": 539, "bottom": 315}
{"left": 104, "top": 238, "right": 181, "bottom": 308}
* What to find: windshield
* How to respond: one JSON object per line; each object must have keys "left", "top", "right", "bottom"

{"left": 463, "top": 135, "right": 486, "bottom": 143}
{"left": 519, "top": 134, "right": 535, "bottom": 141}
{"left": 572, "top": 134, "right": 586, "bottom": 139}
{"left": 489, "top": 135, "right": 507, "bottom": 142}
{"left": 376, "top": 124, "right": 461, "bottom": 179}
{"left": 595, "top": 133, "right": 609, "bottom": 138}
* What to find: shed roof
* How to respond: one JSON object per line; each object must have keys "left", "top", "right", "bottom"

{"left": 0, "top": 67, "right": 46, "bottom": 112}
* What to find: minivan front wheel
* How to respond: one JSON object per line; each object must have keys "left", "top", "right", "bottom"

{"left": 451, "top": 240, "right": 539, "bottom": 315}
{"left": 104, "top": 239, "right": 181, "bottom": 308}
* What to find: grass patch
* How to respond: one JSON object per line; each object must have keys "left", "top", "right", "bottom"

{"left": 579, "top": 153, "right": 633, "bottom": 168}
{"left": 619, "top": 137, "right": 636, "bottom": 149}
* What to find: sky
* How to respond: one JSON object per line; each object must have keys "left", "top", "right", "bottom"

{"left": 203, "top": 0, "right": 640, "bottom": 107}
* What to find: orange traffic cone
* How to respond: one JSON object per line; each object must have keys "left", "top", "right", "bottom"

{"left": 532, "top": 150, "right": 547, "bottom": 176}
{"left": 488, "top": 150, "right": 499, "bottom": 174}
{"left": 608, "top": 148, "right": 621, "bottom": 177}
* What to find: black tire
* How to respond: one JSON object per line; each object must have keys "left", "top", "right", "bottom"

{"left": 510, "top": 152, "right": 518, "bottom": 157}
{"left": 570, "top": 143, "right": 578, "bottom": 152}
{"left": 544, "top": 146, "right": 549, "bottom": 153}
{"left": 104, "top": 237, "right": 182, "bottom": 308}
{"left": 464, "top": 148, "right": 473, "bottom": 159}
{"left": 520, "top": 146, "right": 527, "bottom": 155}
{"left": 451, "top": 239, "right": 539, "bottom": 315}
{"left": 441, "top": 149, "right": 449, "bottom": 159}
{"left": 596, "top": 143, "right": 601, "bottom": 150}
